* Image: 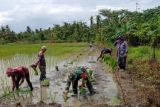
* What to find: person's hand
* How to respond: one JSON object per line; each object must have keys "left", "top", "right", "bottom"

{"left": 34, "top": 63, "right": 37, "bottom": 68}
{"left": 31, "top": 64, "right": 37, "bottom": 68}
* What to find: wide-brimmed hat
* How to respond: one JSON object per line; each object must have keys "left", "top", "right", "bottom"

{"left": 41, "top": 45, "right": 47, "bottom": 50}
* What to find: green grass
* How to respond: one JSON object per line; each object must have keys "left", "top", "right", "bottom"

{"left": 110, "top": 96, "right": 121, "bottom": 106}
{"left": 102, "top": 45, "right": 160, "bottom": 70}
{"left": 128, "top": 46, "right": 160, "bottom": 61}
{"left": 0, "top": 43, "right": 87, "bottom": 59}
{"left": 104, "top": 43, "right": 160, "bottom": 61}
{"left": 103, "top": 55, "right": 117, "bottom": 70}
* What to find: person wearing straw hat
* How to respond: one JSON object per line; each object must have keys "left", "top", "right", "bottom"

{"left": 32, "top": 46, "right": 47, "bottom": 81}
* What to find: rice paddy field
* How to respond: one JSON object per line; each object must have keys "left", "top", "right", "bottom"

{"left": 0, "top": 43, "right": 87, "bottom": 100}
{"left": 0, "top": 42, "right": 159, "bottom": 107}
{"left": 0, "top": 43, "right": 87, "bottom": 59}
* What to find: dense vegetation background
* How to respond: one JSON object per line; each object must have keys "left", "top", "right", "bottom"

{"left": 1, "top": 6, "right": 160, "bottom": 45}
{"left": 0, "top": 6, "right": 160, "bottom": 106}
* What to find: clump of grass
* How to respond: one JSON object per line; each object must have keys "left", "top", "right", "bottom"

{"left": 50, "top": 91, "right": 56, "bottom": 103}
{"left": 129, "top": 46, "right": 151, "bottom": 60}
{"left": 79, "top": 86, "right": 88, "bottom": 95}
{"left": 128, "top": 46, "right": 160, "bottom": 61}
{"left": 63, "top": 91, "right": 68, "bottom": 102}
{"left": 110, "top": 96, "right": 121, "bottom": 106}
{"left": 103, "top": 55, "right": 117, "bottom": 70}
{"left": 41, "top": 79, "right": 50, "bottom": 86}
{"left": 0, "top": 78, "right": 12, "bottom": 99}
{"left": 68, "top": 61, "right": 73, "bottom": 64}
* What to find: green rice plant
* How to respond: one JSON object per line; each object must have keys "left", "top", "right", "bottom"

{"left": 110, "top": 96, "right": 121, "bottom": 106}
{"left": 103, "top": 55, "right": 117, "bottom": 70}
{"left": 68, "top": 61, "right": 73, "bottom": 64}
{"left": 129, "top": 46, "right": 151, "bottom": 60}
{"left": 0, "top": 78, "right": 12, "bottom": 99}
{"left": 41, "top": 79, "right": 50, "bottom": 86}
{"left": 0, "top": 43, "right": 87, "bottom": 59}
{"left": 50, "top": 91, "right": 56, "bottom": 103}
{"left": 79, "top": 87, "right": 88, "bottom": 95}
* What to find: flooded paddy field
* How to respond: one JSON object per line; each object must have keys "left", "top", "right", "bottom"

{"left": 0, "top": 46, "right": 121, "bottom": 107}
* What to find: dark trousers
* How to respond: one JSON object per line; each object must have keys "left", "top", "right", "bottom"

{"left": 72, "top": 77, "right": 94, "bottom": 95}
{"left": 39, "top": 66, "right": 46, "bottom": 81}
{"left": 118, "top": 57, "right": 126, "bottom": 70}
{"left": 16, "top": 73, "right": 33, "bottom": 91}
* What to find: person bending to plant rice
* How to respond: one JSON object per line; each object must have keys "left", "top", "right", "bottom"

{"left": 6, "top": 66, "right": 33, "bottom": 91}
{"left": 97, "top": 48, "right": 112, "bottom": 61}
{"left": 32, "top": 46, "right": 47, "bottom": 81}
{"left": 64, "top": 67, "right": 95, "bottom": 97}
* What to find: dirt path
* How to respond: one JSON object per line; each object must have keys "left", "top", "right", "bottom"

{"left": 114, "top": 70, "right": 147, "bottom": 107}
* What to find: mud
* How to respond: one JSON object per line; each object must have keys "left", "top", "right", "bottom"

{"left": 0, "top": 47, "right": 121, "bottom": 107}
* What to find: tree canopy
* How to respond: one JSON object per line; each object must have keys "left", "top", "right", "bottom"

{"left": 0, "top": 6, "right": 160, "bottom": 46}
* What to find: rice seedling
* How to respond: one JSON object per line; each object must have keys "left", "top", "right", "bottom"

{"left": 50, "top": 91, "right": 56, "bottom": 103}
{"left": 0, "top": 43, "right": 88, "bottom": 104}
{"left": 0, "top": 43, "right": 87, "bottom": 59}
{"left": 63, "top": 91, "right": 68, "bottom": 102}
{"left": 110, "top": 96, "right": 121, "bottom": 106}
{"left": 103, "top": 55, "right": 117, "bottom": 70}
{"left": 41, "top": 79, "right": 50, "bottom": 86}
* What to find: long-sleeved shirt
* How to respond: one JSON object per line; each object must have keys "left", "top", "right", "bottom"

{"left": 115, "top": 40, "right": 128, "bottom": 57}
{"left": 38, "top": 51, "right": 46, "bottom": 66}
{"left": 6, "top": 66, "right": 29, "bottom": 90}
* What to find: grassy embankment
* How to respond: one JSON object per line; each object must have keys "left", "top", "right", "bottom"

{"left": 103, "top": 45, "right": 160, "bottom": 70}
{"left": 102, "top": 44, "right": 160, "bottom": 105}
{"left": 0, "top": 42, "right": 87, "bottom": 59}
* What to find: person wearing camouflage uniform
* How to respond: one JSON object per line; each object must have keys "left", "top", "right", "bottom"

{"left": 65, "top": 67, "right": 95, "bottom": 95}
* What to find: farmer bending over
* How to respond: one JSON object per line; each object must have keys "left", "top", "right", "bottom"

{"left": 97, "top": 48, "right": 112, "bottom": 61}
{"left": 6, "top": 66, "right": 33, "bottom": 91}
{"left": 64, "top": 67, "right": 95, "bottom": 96}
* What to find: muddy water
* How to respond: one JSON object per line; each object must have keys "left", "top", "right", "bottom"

{"left": 30, "top": 52, "right": 120, "bottom": 107}
{"left": 0, "top": 50, "right": 120, "bottom": 107}
{"left": 0, "top": 54, "right": 58, "bottom": 96}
